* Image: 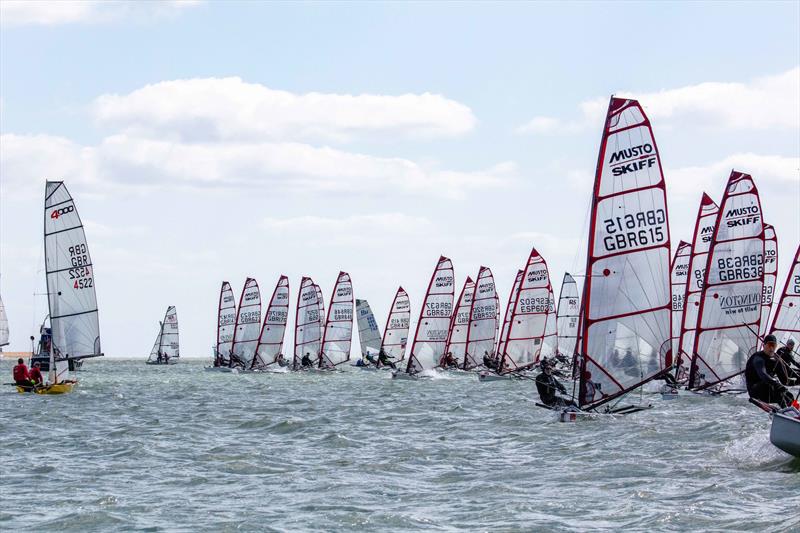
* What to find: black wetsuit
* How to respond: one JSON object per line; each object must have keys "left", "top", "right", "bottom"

{"left": 483, "top": 355, "right": 496, "bottom": 370}
{"left": 776, "top": 347, "right": 800, "bottom": 385}
{"left": 745, "top": 351, "right": 793, "bottom": 408}
{"left": 535, "top": 372, "right": 569, "bottom": 407}
{"left": 301, "top": 355, "right": 313, "bottom": 367}
{"left": 378, "top": 352, "right": 396, "bottom": 369}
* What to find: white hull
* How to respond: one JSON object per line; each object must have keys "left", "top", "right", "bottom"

{"left": 204, "top": 366, "right": 237, "bottom": 373}
{"left": 391, "top": 371, "right": 419, "bottom": 380}
{"left": 770, "top": 408, "right": 800, "bottom": 457}
{"left": 478, "top": 372, "right": 514, "bottom": 382}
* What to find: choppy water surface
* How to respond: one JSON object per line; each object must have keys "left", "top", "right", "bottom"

{"left": 1, "top": 359, "right": 798, "bottom": 532}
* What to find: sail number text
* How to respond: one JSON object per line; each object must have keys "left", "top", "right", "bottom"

{"left": 717, "top": 254, "right": 763, "bottom": 282}
{"left": 602, "top": 209, "right": 666, "bottom": 252}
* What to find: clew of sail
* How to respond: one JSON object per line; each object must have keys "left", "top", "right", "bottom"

{"left": 381, "top": 287, "right": 410, "bottom": 362}
{"left": 670, "top": 241, "right": 692, "bottom": 364}
{"left": 44, "top": 181, "right": 102, "bottom": 367}
{"left": 405, "top": 256, "right": 454, "bottom": 374}
{"left": 252, "top": 275, "right": 290, "bottom": 369}
{"left": 356, "top": 299, "right": 382, "bottom": 357}
{"left": 770, "top": 244, "right": 800, "bottom": 347}
{"left": 758, "top": 224, "right": 778, "bottom": 338}
{"left": 442, "top": 277, "right": 474, "bottom": 367}
{"left": 294, "top": 277, "right": 321, "bottom": 369}
{"left": 231, "top": 278, "right": 261, "bottom": 368}
{"left": 556, "top": 273, "right": 580, "bottom": 358}
{"left": 497, "top": 270, "right": 523, "bottom": 358}
{"left": 689, "top": 171, "right": 765, "bottom": 390}
{"left": 320, "top": 271, "right": 354, "bottom": 368}
{"left": 464, "top": 267, "right": 498, "bottom": 369}
{"left": 216, "top": 281, "right": 237, "bottom": 366}
{"left": 578, "top": 98, "right": 672, "bottom": 410}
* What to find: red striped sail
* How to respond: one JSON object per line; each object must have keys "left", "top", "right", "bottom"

{"left": 770, "top": 244, "right": 800, "bottom": 347}
{"left": 252, "top": 275, "right": 290, "bottom": 370}
{"left": 442, "top": 276, "right": 474, "bottom": 367}
{"left": 319, "top": 271, "right": 354, "bottom": 368}
{"left": 464, "top": 266, "right": 498, "bottom": 369}
{"left": 405, "top": 256, "right": 454, "bottom": 374}
{"left": 670, "top": 241, "right": 692, "bottom": 365}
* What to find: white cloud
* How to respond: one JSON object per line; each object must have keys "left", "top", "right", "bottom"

{"left": 0, "top": 133, "right": 513, "bottom": 198}
{"left": 92, "top": 77, "right": 477, "bottom": 143}
{"left": 0, "top": 0, "right": 201, "bottom": 26}
{"left": 519, "top": 67, "right": 800, "bottom": 134}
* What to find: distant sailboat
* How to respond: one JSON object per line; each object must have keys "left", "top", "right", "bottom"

{"left": 319, "top": 271, "right": 354, "bottom": 369}
{"left": 230, "top": 278, "right": 261, "bottom": 369}
{"left": 442, "top": 276, "right": 474, "bottom": 368}
{"left": 464, "top": 266, "right": 498, "bottom": 370}
{"left": 293, "top": 277, "right": 322, "bottom": 370}
{"left": 669, "top": 241, "right": 692, "bottom": 364}
{"left": 0, "top": 293, "right": 8, "bottom": 351}
{"left": 380, "top": 287, "right": 410, "bottom": 364}
{"left": 356, "top": 299, "right": 382, "bottom": 359}
{"left": 556, "top": 273, "right": 579, "bottom": 359}
{"left": 251, "top": 275, "right": 290, "bottom": 371}
{"left": 207, "top": 281, "right": 237, "bottom": 371}
{"left": 146, "top": 306, "right": 179, "bottom": 365}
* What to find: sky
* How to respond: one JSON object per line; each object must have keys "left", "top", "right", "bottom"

{"left": 0, "top": 1, "right": 798, "bottom": 358}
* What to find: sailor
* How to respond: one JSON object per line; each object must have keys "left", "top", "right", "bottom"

{"left": 301, "top": 352, "right": 313, "bottom": 367}
{"left": 482, "top": 351, "right": 495, "bottom": 370}
{"left": 378, "top": 349, "right": 396, "bottom": 369}
{"left": 775, "top": 339, "right": 799, "bottom": 385}
{"left": 582, "top": 370, "right": 605, "bottom": 404}
{"left": 164, "top": 353, "right": 170, "bottom": 364}
{"left": 535, "top": 359, "right": 573, "bottom": 407}
{"left": 157, "top": 351, "right": 163, "bottom": 363}
{"left": 276, "top": 353, "right": 289, "bottom": 367}
{"left": 745, "top": 334, "right": 793, "bottom": 408}
{"left": 12, "top": 358, "right": 33, "bottom": 389}
{"left": 355, "top": 357, "right": 367, "bottom": 367}
{"left": 29, "top": 362, "right": 44, "bottom": 386}
{"left": 442, "top": 352, "right": 458, "bottom": 369}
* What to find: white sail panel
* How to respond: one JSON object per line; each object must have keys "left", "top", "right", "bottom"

{"left": 770, "top": 245, "right": 800, "bottom": 347}
{"left": 556, "top": 273, "right": 579, "bottom": 358}
{"left": 147, "top": 324, "right": 162, "bottom": 363}
{"left": 670, "top": 242, "right": 692, "bottom": 364}
{"left": 541, "top": 288, "right": 558, "bottom": 359}
{"left": 160, "top": 306, "right": 179, "bottom": 360}
{"left": 465, "top": 267, "right": 498, "bottom": 369}
{"left": 690, "top": 171, "right": 764, "bottom": 389}
{"left": 315, "top": 284, "right": 325, "bottom": 356}
{"left": 758, "top": 225, "right": 778, "bottom": 338}
{"left": 216, "top": 281, "right": 237, "bottom": 365}
{"left": 381, "top": 287, "right": 410, "bottom": 362}
{"left": 320, "top": 272, "right": 354, "bottom": 368}
{"left": 253, "top": 275, "right": 290, "bottom": 369}
{"left": 44, "top": 181, "right": 102, "bottom": 360}
{"left": 293, "top": 277, "right": 321, "bottom": 368}
{"left": 579, "top": 98, "right": 671, "bottom": 408}
{"left": 356, "top": 299, "right": 382, "bottom": 357}
{"left": 443, "top": 277, "right": 474, "bottom": 367}
{"left": 0, "top": 294, "right": 9, "bottom": 347}
{"left": 497, "top": 270, "right": 523, "bottom": 357}
{"left": 406, "top": 256, "right": 454, "bottom": 373}
{"left": 231, "top": 278, "right": 261, "bottom": 368}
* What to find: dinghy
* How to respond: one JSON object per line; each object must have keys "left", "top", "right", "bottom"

{"left": 250, "top": 275, "right": 290, "bottom": 371}
{"left": 206, "top": 281, "right": 237, "bottom": 372}
{"left": 146, "top": 306, "right": 179, "bottom": 365}
{"left": 393, "top": 256, "right": 454, "bottom": 379}
{"left": 463, "top": 267, "right": 498, "bottom": 370}
{"left": 563, "top": 97, "right": 672, "bottom": 421}
{"left": 556, "top": 273, "right": 579, "bottom": 362}
{"left": 758, "top": 224, "right": 778, "bottom": 338}
{"left": 379, "top": 286, "right": 410, "bottom": 368}
{"left": 292, "top": 277, "right": 322, "bottom": 370}
{"left": 688, "top": 171, "right": 766, "bottom": 392}
{"left": 441, "top": 276, "right": 474, "bottom": 369}
{"left": 770, "top": 244, "right": 800, "bottom": 347}
{"left": 229, "top": 278, "right": 261, "bottom": 370}
{"left": 750, "top": 399, "right": 800, "bottom": 458}
{"left": 355, "top": 299, "right": 382, "bottom": 367}
{"left": 318, "top": 272, "right": 354, "bottom": 370}
{"left": 20, "top": 181, "right": 103, "bottom": 393}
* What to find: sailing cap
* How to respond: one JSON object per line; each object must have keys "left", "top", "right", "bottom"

{"left": 764, "top": 334, "right": 778, "bottom": 344}
{"left": 787, "top": 338, "right": 796, "bottom": 346}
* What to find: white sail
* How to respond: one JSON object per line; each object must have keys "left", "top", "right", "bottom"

{"left": 0, "top": 294, "right": 8, "bottom": 347}
{"left": 443, "top": 276, "right": 474, "bottom": 367}
{"left": 670, "top": 242, "right": 692, "bottom": 363}
{"left": 216, "top": 281, "right": 237, "bottom": 365}
{"left": 231, "top": 278, "right": 261, "bottom": 368}
{"left": 556, "top": 273, "right": 579, "bottom": 358}
{"left": 465, "top": 266, "right": 498, "bottom": 369}
{"left": 405, "top": 256, "right": 454, "bottom": 374}
{"left": 770, "top": 244, "right": 800, "bottom": 347}
{"left": 44, "top": 181, "right": 102, "bottom": 361}
{"left": 758, "top": 224, "right": 778, "bottom": 338}
{"left": 356, "top": 299, "right": 382, "bottom": 357}
{"left": 293, "top": 277, "right": 321, "bottom": 368}
{"left": 315, "top": 283, "right": 325, "bottom": 357}
{"left": 381, "top": 287, "right": 410, "bottom": 362}
{"left": 147, "top": 306, "right": 179, "bottom": 363}
{"left": 252, "top": 275, "right": 290, "bottom": 369}
{"left": 500, "top": 248, "right": 554, "bottom": 373}
{"left": 541, "top": 287, "right": 558, "bottom": 359}
{"left": 148, "top": 323, "right": 163, "bottom": 363}
{"left": 497, "top": 270, "right": 523, "bottom": 357}
{"left": 320, "top": 271, "right": 354, "bottom": 368}
{"left": 690, "top": 171, "right": 765, "bottom": 389}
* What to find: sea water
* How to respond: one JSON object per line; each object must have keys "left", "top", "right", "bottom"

{"left": 1, "top": 359, "right": 798, "bottom": 532}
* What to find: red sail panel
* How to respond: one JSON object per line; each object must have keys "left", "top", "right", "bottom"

{"left": 465, "top": 267, "right": 498, "bottom": 369}
{"left": 670, "top": 241, "right": 692, "bottom": 365}
{"left": 770, "top": 244, "right": 800, "bottom": 347}
{"left": 406, "top": 256, "right": 454, "bottom": 374}
{"left": 579, "top": 97, "right": 672, "bottom": 409}
{"left": 758, "top": 224, "right": 778, "bottom": 338}
{"left": 689, "top": 171, "right": 765, "bottom": 389}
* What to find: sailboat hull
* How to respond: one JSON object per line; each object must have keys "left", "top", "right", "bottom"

{"left": 478, "top": 372, "right": 514, "bottom": 382}
{"left": 146, "top": 360, "right": 179, "bottom": 365}
{"left": 770, "top": 409, "right": 800, "bottom": 457}
{"left": 391, "top": 371, "right": 419, "bottom": 380}
{"left": 17, "top": 381, "right": 76, "bottom": 394}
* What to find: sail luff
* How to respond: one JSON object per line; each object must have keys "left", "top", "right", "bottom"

{"left": 770, "top": 244, "right": 800, "bottom": 346}
{"left": 0, "top": 294, "right": 9, "bottom": 347}
{"left": 315, "top": 284, "right": 325, "bottom": 357}
{"left": 253, "top": 275, "right": 290, "bottom": 369}
{"left": 442, "top": 276, "right": 474, "bottom": 367}
{"left": 319, "top": 271, "right": 354, "bottom": 368}
{"left": 464, "top": 267, "right": 498, "bottom": 369}
{"left": 380, "top": 286, "right": 410, "bottom": 362}
{"left": 147, "top": 321, "right": 163, "bottom": 363}
{"left": 405, "top": 255, "right": 454, "bottom": 374}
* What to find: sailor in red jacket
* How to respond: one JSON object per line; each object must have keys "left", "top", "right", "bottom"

{"left": 12, "top": 358, "right": 32, "bottom": 387}
{"left": 29, "top": 362, "right": 44, "bottom": 386}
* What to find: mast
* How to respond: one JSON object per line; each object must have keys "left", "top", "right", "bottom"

{"left": 689, "top": 171, "right": 765, "bottom": 390}
{"left": 669, "top": 241, "right": 692, "bottom": 366}
{"left": 356, "top": 299, "right": 382, "bottom": 357}
{"left": 319, "top": 271, "right": 354, "bottom": 368}
{"left": 758, "top": 224, "right": 778, "bottom": 338}
{"left": 405, "top": 255, "right": 454, "bottom": 374}
{"left": 464, "top": 267, "right": 498, "bottom": 369}
{"left": 380, "top": 286, "right": 410, "bottom": 362}
{"left": 677, "top": 193, "right": 719, "bottom": 367}
{"left": 770, "top": 244, "right": 800, "bottom": 346}
{"left": 43, "top": 181, "right": 103, "bottom": 383}
{"left": 252, "top": 275, "right": 290, "bottom": 369}
{"left": 556, "top": 273, "right": 579, "bottom": 358}
{"left": 497, "top": 270, "right": 523, "bottom": 358}
{"left": 216, "top": 281, "right": 237, "bottom": 366}
{"left": 293, "top": 277, "right": 321, "bottom": 369}
{"left": 230, "top": 278, "right": 261, "bottom": 369}
{"left": 442, "top": 276, "right": 474, "bottom": 367}
{"left": 578, "top": 98, "right": 672, "bottom": 410}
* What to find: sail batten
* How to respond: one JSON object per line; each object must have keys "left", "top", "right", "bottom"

{"left": 405, "top": 256, "right": 454, "bottom": 374}
{"left": 319, "top": 271, "right": 354, "bottom": 368}
{"left": 381, "top": 287, "right": 410, "bottom": 362}
{"left": 253, "top": 275, "right": 290, "bottom": 369}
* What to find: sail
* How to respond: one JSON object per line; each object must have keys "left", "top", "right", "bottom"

{"left": 0, "top": 294, "right": 8, "bottom": 347}
{"left": 556, "top": 273, "right": 579, "bottom": 357}
{"left": 44, "top": 181, "right": 102, "bottom": 360}
{"left": 406, "top": 256, "right": 454, "bottom": 373}
{"left": 500, "top": 248, "right": 554, "bottom": 373}
{"left": 758, "top": 224, "right": 778, "bottom": 338}
{"left": 293, "top": 277, "right": 321, "bottom": 368}
{"left": 252, "top": 275, "right": 290, "bottom": 369}
{"left": 541, "top": 288, "right": 558, "bottom": 359}
{"left": 320, "top": 271, "right": 354, "bottom": 367}
{"left": 770, "top": 244, "right": 800, "bottom": 346}
{"left": 670, "top": 241, "right": 692, "bottom": 363}
{"left": 578, "top": 98, "right": 672, "bottom": 409}
{"left": 231, "top": 278, "right": 261, "bottom": 368}
{"left": 159, "top": 306, "right": 179, "bottom": 360}
{"left": 443, "top": 276, "right": 474, "bottom": 367}
{"left": 381, "top": 286, "right": 410, "bottom": 362}
{"left": 356, "top": 299, "right": 382, "bottom": 357}
{"left": 497, "top": 270, "right": 523, "bottom": 357}
{"left": 147, "top": 323, "right": 163, "bottom": 363}
{"left": 678, "top": 193, "right": 719, "bottom": 366}
{"left": 689, "top": 171, "right": 765, "bottom": 389}
{"left": 216, "top": 281, "right": 237, "bottom": 365}
{"left": 315, "top": 283, "right": 325, "bottom": 356}
{"left": 465, "top": 267, "right": 498, "bottom": 369}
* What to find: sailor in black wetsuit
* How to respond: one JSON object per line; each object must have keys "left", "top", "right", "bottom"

{"left": 301, "top": 353, "right": 313, "bottom": 368}
{"left": 775, "top": 339, "right": 799, "bottom": 385}
{"left": 745, "top": 335, "right": 794, "bottom": 408}
{"left": 535, "top": 359, "right": 574, "bottom": 408}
